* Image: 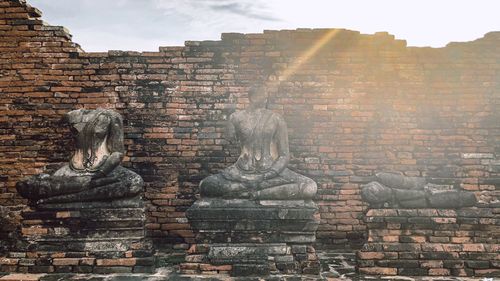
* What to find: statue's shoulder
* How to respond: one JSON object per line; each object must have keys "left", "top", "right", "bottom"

{"left": 102, "top": 109, "right": 123, "bottom": 121}
{"left": 229, "top": 110, "right": 245, "bottom": 122}
{"left": 269, "top": 110, "right": 285, "bottom": 123}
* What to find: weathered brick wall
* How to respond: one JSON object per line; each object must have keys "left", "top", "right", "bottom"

{"left": 358, "top": 208, "right": 499, "bottom": 277}
{"left": 1, "top": 0, "right": 499, "bottom": 250}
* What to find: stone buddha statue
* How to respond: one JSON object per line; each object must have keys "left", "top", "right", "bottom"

{"left": 16, "top": 108, "right": 143, "bottom": 207}
{"left": 200, "top": 86, "right": 317, "bottom": 200}
{"left": 361, "top": 172, "right": 477, "bottom": 208}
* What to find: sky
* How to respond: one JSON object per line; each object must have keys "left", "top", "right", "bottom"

{"left": 30, "top": 0, "right": 500, "bottom": 52}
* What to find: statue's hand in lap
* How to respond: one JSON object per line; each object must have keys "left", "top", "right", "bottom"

{"left": 241, "top": 175, "right": 264, "bottom": 189}
{"left": 17, "top": 109, "right": 143, "bottom": 206}
{"left": 88, "top": 175, "right": 120, "bottom": 188}
{"left": 222, "top": 166, "right": 263, "bottom": 184}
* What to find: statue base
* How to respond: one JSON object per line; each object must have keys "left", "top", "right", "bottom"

{"left": 358, "top": 208, "right": 499, "bottom": 277}
{"left": 2, "top": 197, "right": 153, "bottom": 274}
{"left": 182, "top": 198, "right": 321, "bottom": 276}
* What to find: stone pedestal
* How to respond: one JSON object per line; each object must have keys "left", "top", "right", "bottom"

{"left": 2, "top": 198, "right": 154, "bottom": 274}
{"left": 357, "top": 208, "right": 499, "bottom": 277}
{"left": 182, "top": 198, "right": 320, "bottom": 276}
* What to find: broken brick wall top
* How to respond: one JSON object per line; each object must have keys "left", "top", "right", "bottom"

{"left": 1, "top": 0, "right": 499, "bottom": 248}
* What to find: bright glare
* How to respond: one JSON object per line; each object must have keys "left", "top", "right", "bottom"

{"left": 30, "top": 0, "right": 500, "bottom": 51}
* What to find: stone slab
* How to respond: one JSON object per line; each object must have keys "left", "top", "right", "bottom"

{"left": 22, "top": 208, "right": 145, "bottom": 221}
{"left": 207, "top": 243, "right": 288, "bottom": 264}
{"left": 21, "top": 207, "right": 146, "bottom": 244}
{"left": 185, "top": 198, "right": 320, "bottom": 276}
{"left": 187, "top": 198, "right": 319, "bottom": 228}
{"left": 0, "top": 274, "right": 44, "bottom": 281}
{"left": 9, "top": 201, "right": 153, "bottom": 274}
{"left": 27, "top": 237, "right": 149, "bottom": 253}
{"left": 194, "top": 231, "right": 317, "bottom": 244}
{"left": 37, "top": 196, "right": 143, "bottom": 210}
{"left": 190, "top": 219, "right": 318, "bottom": 232}
{"left": 358, "top": 208, "right": 499, "bottom": 277}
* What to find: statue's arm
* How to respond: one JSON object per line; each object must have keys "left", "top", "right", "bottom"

{"left": 107, "top": 112, "right": 125, "bottom": 154}
{"left": 94, "top": 152, "right": 123, "bottom": 178}
{"left": 224, "top": 113, "right": 237, "bottom": 143}
{"left": 16, "top": 173, "right": 92, "bottom": 200}
{"left": 264, "top": 115, "right": 290, "bottom": 180}
{"left": 95, "top": 113, "right": 124, "bottom": 178}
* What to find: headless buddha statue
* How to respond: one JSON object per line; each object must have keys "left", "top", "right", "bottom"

{"left": 200, "top": 86, "right": 317, "bottom": 200}
{"left": 16, "top": 109, "right": 143, "bottom": 206}
{"left": 361, "top": 172, "right": 477, "bottom": 208}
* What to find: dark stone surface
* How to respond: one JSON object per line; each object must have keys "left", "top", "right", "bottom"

{"left": 375, "top": 172, "right": 426, "bottom": 190}
{"left": 199, "top": 87, "right": 317, "bottom": 201}
{"left": 11, "top": 201, "right": 153, "bottom": 274}
{"left": 186, "top": 198, "right": 320, "bottom": 276}
{"left": 465, "top": 260, "right": 491, "bottom": 269}
{"left": 393, "top": 189, "right": 425, "bottom": 202}
{"left": 359, "top": 182, "right": 392, "bottom": 206}
{"left": 0, "top": 206, "right": 20, "bottom": 255}
{"left": 187, "top": 198, "right": 319, "bottom": 244}
{"left": 207, "top": 244, "right": 286, "bottom": 265}
{"left": 428, "top": 189, "right": 477, "bottom": 208}
{"left": 398, "top": 198, "right": 428, "bottom": 208}
{"left": 0, "top": 251, "right": 353, "bottom": 279}
{"left": 361, "top": 172, "right": 477, "bottom": 208}
{"left": 188, "top": 199, "right": 318, "bottom": 220}
{"left": 184, "top": 90, "right": 322, "bottom": 277}
{"left": 16, "top": 109, "right": 143, "bottom": 206}
{"left": 398, "top": 268, "right": 428, "bottom": 276}
{"left": 231, "top": 264, "right": 270, "bottom": 277}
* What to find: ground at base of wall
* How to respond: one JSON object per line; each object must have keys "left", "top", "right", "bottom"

{"left": 0, "top": 251, "right": 495, "bottom": 280}
{"left": 0, "top": 271, "right": 491, "bottom": 281}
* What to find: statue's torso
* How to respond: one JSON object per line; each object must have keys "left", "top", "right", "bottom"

{"left": 233, "top": 109, "right": 280, "bottom": 173}
{"left": 69, "top": 111, "right": 111, "bottom": 172}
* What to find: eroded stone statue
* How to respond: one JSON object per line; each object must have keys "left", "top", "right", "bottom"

{"left": 361, "top": 172, "right": 477, "bottom": 208}
{"left": 186, "top": 86, "right": 320, "bottom": 276}
{"left": 16, "top": 108, "right": 143, "bottom": 207}
{"left": 199, "top": 86, "right": 317, "bottom": 200}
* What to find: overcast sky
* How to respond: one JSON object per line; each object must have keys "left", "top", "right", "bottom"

{"left": 30, "top": 0, "right": 500, "bottom": 52}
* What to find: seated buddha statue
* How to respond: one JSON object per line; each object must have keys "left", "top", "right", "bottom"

{"left": 16, "top": 108, "right": 143, "bottom": 206}
{"left": 200, "top": 86, "right": 317, "bottom": 200}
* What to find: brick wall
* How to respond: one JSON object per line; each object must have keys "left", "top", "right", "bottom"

{"left": 1, "top": 0, "right": 499, "bottom": 249}
{"left": 358, "top": 208, "right": 499, "bottom": 277}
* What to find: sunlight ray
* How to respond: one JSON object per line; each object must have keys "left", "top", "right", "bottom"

{"left": 279, "top": 29, "right": 340, "bottom": 82}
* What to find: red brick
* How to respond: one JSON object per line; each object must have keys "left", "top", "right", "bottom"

{"left": 0, "top": 274, "right": 45, "bottom": 281}
{"left": 422, "top": 243, "right": 444, "bottom": 251}
{"left": 462, "top": 244, "right": 485, "bottom": 252}
{"left": 180, "top": 263, "right": 199, "bottom": 270}
{"left": 0, "top": 258, "right": 19, "bottom": 265}
{"left": 429, "top": 268, "right": 450, "bottom": 276}
{"left": 451, "top": 237, "right": 471, "bottom": 243}
{"left": 199, "top": 264, "right": 232, "bottom": 271}
{"left": 474, "top": 269, "right": 500, "bottom": 276}
{"left": 21, "top": 227, "right": 47, "bottom": 235}
{"left": 357, "top": 252, "right": 385, "bottom": 260}
{"left": 420, "top": 260, "right": 443, "bottom": 269}
{"left": 52, "top": 258, "right": 79, "bottom": 266}
{"left": 96, "top": 258, "right": 136, "bottom": 267}
{"left": 79, "top": 258, "right": 95, "bottom": 266}
{"left": 358, "top": 267, "right": 397, "bottom": 275}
